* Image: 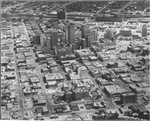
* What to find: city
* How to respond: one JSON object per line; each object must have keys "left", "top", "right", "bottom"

{"left": 1, "top": 0, "right": 150, "bottom": 120}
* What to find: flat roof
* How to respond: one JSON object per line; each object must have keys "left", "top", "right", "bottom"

{"left": 104, "top": 85, "right": 130, "bottom": 95}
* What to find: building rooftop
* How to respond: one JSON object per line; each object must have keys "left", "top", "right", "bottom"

{"left": 104, "top": 85, "right": 131, "bottom": 95}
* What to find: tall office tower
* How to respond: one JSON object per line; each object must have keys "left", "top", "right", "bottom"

{"left": 81, "top": 38, "right": 86, "bottom": 49}
{"left": 33, "top": 33, "right": 41, "bottom": 45}
{"left": 85, "top": 35, "right": 89, "bottom": 47}
{"left": 81, "top": 24, "right": 90, "bottom": 38}
{"left": 68, "top": 23, "right": 75, "bottom": 45}
{"left": 51, "top": 30, "right": 58, "bottom": 48}
{"left": 92, "top": 29, "right": 98, "bottom": 42}
{"left": 85, "top": 33, "right": 94, "bottom": 47}
{"left": 41, "top": 34, "right": 51, "bottom": 54}
{"left": 64, "top": 26, "right": 68, "bottom": 43}
{"left": 57, "top": 10, "right": 66, "bottom": 20}
{"left": 142, "top": 24, "right": 147, "bottom": 37}
{"left": 104, "top": 29, "right": 114, "bottom": 40}
{"left": 40, "top": 34, "right": 47, "bottom": 51}
{"left": 40, "top": 34, "right": 46, "bottom": 47}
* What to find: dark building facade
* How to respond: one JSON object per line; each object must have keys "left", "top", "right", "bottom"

{"left": 120, "top": 93, "right": 137, "bottom": 104}
{"left": 68, "top": 23, "right": 75, "bottom": 44}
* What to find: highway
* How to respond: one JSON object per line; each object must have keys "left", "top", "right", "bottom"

{"left": 96, "top": 1, "right": 114, "bottom": 14}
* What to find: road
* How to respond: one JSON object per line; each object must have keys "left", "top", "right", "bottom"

{"left": 61, "top": 1, "right": 76, "bottom": 11}
{"left": 11, "top": 21, "right": 54, "bottom": 119}
{"left": 96, "top": 1, "right": 114, "bottom": 15}
{"left": 22, "top": 22, "right": 54, "bottom": 115}
{"left": 118, "top": 0, "right": 133, "bottom": 13}
{"left": 11, "top": 21, "right": 25, "bottom": 119}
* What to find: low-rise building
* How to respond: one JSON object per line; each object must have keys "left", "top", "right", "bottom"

{"left": 120, "top": 92, "right": 137, "bottom": 104}
{"left": 104, "top": 85, "right": 131, "bottom": 98}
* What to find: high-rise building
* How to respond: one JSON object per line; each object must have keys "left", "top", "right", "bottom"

{"left": 92, "top": 29, "right": 98, "bottom": 42}
{"left": 51, "top": 30, "right": 58, "bottom": 48}
{"left": 64, "top": 26, "right": 68, "bottom": 43}
{"left": 33, "top": 33, "right": 41, "bottom": 45}
{"left": 68, "top": 23, "right": 75, "bottom": 44}
{"left": 40, "top": 34, "right": 45, "bottom": 47}
{"left": 63, "top": 26, "right": 68, "bottom": 43}
{"left": 41, "top": 34, "right": 47, "bottom": 52}
{"left": 41, "top": 34, "right": 51, "bottom": 54}
{"left": 142, "top": 24, "right": 147, "bottom": 37}
{"left": 61, "top": 33, "right": 66, "bottom": 44}
{"left": 81, "top": 25, "right": 90, "bottom": 38}
{"left": 85, "top": 33, "right": 95, "bottom": 47}
{"left": 57, "top": 10, "right": 66, "bottom": 19}
{"left": 81, "top": 38, "right": 86, "bottom": 49}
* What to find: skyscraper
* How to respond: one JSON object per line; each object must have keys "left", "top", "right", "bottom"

{"left": 64, "top": 26, "right": 68, "bottom": 43}
{"left": 41, "top": 34, "right": 51, "bottom": 54}
{"left": 81, "top": 38, "right": 86, "bottom": 49}
{"left": 68, "top": 23, "right": 75, "bottom": 45}
{"left": 33, "top": 33, "right": 41, "bottom": 45}
{"left": 81, "top": 25, "right": 90, "bottom": 38}
{"left": 51, "top": 30, "right": 58, "bottom": 48}
{"left": 142, "top": 24, "right": 147, "bottom": 37}
{"left": 40, "top": 34, "right": 47, "bottom": 47}
{"left": 92, "top": 29, "right": 98, "bottom": 42}
{"left": 85, "top": 33, "right": 94, "bottom": 47}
